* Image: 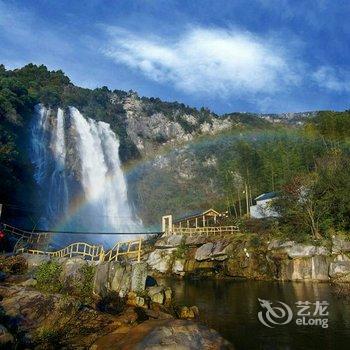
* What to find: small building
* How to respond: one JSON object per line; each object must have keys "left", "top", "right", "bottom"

{"left": 250, "top": 192, "right": 279, "bottom": 219}
{"left": 161, "top": 208, "right": 221, "bottom": 233}
{"left": 173, "top": 208, "right": 221, "bottom": 229}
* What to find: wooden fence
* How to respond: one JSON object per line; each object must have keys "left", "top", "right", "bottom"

{"left": 103, "top": 238, "right": 142, "bottom": 262}
{"left": 170, "top": 225, "right": 239, "bottom": 236}
{"left": 16, "top": 237, "right": 143, "bottom": 263}
{"left": 3, "top": 223, "right": 50, "bottom": 244}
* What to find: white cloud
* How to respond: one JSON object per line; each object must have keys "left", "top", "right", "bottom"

{"left": 0, "top": 1, "right": 73, "bottom": 62}
{"left": 102, "top": 26, "right": 300, "bottom": 97}
{"left": 312, "top": 66, "right": 350, "bottom": 92}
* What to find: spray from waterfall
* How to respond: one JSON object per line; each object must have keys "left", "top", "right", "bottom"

{"left": 30, "top": 104, "right": 142, "bottom": 246}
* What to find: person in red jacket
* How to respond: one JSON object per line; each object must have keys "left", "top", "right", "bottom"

{"left": 0, "top": 229, "right": 5, "bottom": 252}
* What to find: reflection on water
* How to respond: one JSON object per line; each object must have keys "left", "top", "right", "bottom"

{"left": 165, "top": 279, "right": 350, "bottom": 350}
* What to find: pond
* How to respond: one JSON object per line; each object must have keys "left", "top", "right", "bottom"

{"left": 165, "top": 278, "right": 350, "bottom": 350}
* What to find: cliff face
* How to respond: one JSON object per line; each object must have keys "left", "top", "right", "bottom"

{"left": 0, "top": 63, "right": 321, "bottom": 227}
{"left": 111, "top": 91, "right": 241, "bottom": 156}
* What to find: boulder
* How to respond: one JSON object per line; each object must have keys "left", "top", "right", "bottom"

{"left": 164, "top": 287, "right": 172, "bottom": 302}
{"left": 155, "top": 235, "right": 183, "bottom": 248}
{"left": 131, "top": 262, "right": 148, "bottom": 293}
{"left": 59, "top": 256, "right": 87, "bottom": 283}
{"left": 280, "top": 256, "right": 329, "bottom": 281}
{"left": 22, "top": 253, "right": 50, "bottom": 270}
{"left": 267, "top": 240, "right": 295, "bottom": 251}
{"left": 93, "top": 262, "right": 110, "bottom": 296}
{"left": 112, "top": 319, "right": 234, "bottom": 350}
{"left": 147, "top": 286, "right": 165, "bottom": 304}
{"left": 144, "top": 309, "right": 174, "bottom": 320}
{"left": 284, "top": 244, "right": 329, "bottom": 258}
{"left": 135, "top": 296, "right": 145, "bottom": 307}
{"left": 195, "top": 241, "right": 232, "bottom": 262}
{"left": 334, "top": 254, "right": 350, "bottom": 262}
{"left": 176, "top": 306, "right": 199, "bottom": 319}
{"left": 184, "top": 259, "right": 216, "bottom": 274}
{"left": 185, "top": 235, "right": 208, "bottom": 246}
{"left": 172, "top": 259, "right": 185, "bottom": 276}
{"left": 94, "top": 261, "right": 142, "bottom": 297}
{"left": 126, "top": 292, "right": 145, "bottom": 308}
{"left": 110, "top": 263, "right": 132, "bottom": 297}
{"left": 147, "top": 249, "right": 174, "bottom": 273}
{"left": 329, "top": 260, "right": 350, "bottom": 281}
{"left": 195, "top": 243, "right": 214, "bottom": 261}
{"left": 332, "top": 236, "right": 350, "bottom": 254}
{"left": 211, "top": 241, "right": 232, "bottom": 261}
{"left": 0, "top": 284, "right": 126, "bottom": 348}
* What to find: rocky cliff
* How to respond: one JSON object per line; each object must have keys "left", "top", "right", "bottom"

{"left": 111, "top": 91, "right": 269, "bottom": 157}
{"left": 145, "top": 234, "right": 350, "bottom": 283}
{"left": 0, "top": 253, "right": 233, "bottom": 349}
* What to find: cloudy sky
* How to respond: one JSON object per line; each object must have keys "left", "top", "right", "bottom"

{"left": 1, "top": 0, "right": 350, "bottom": 113}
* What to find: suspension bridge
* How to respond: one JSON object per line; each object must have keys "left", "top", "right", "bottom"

{"left": 1, "top": 223, "right": 161, "bottom": 263}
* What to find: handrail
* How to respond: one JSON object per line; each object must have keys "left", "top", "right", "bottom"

{"left": 17, "top": 241, "right": 105, "bottom": 261}
{"left": 104, "top": 237, "right": 142, "bottom": 262}
{"left": 170, "top": 225, "right": 239, "bottom": 236}
{"left": 16, "top": 238, "right": 143, "bottom": 263}
{"left": 3, "top": 223, "right": 49, "bottom": 244}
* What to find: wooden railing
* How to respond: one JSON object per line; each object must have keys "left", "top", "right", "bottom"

{"left": 16, "top": 238, "right": 143, "bottom": 263}
{"left": 3, "top": 223, "right": 50, "bottom": 244}
{"left": 103, "top": 237, "right": 142, "bottom": 262}
{"left": 170, "top": 225, "right": 239, "bottom": 236}
{"left": 16, "top": 242, "right": 105, "bottom": 261}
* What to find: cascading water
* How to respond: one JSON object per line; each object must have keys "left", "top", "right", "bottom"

{"left": 30, "top": 104, "right": 141, "bottom": 246}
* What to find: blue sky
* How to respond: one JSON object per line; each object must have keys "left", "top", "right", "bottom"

{"left": 1, "top": 0, "right": 350, "bottom": 114}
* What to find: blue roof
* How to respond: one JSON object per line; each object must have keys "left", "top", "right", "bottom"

{"left": 255, "top": 192, "right": 278, "bottom": 201}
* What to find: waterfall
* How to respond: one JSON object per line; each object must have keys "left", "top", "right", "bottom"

{"left": 30, "top": 104, "right": 141, "bottom": 246}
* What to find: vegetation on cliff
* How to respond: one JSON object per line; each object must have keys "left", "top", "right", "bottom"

{"left": 1, "top": 63, "right": 350, "bottom": 241}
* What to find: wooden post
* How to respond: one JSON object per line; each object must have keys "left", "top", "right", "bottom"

{"left": 202, "top": 215, "right": 206, "bottom": 227}
{"left": 99, "top": 249, "right": 104, "bottom": 262}
{"left": 116, "top": 243, "right": 120, "bottom": 261}
{"left": 137, "top": 238, "right": 142, "bottom": 263}
{"left": 162, "top": 215, "right": 173, "bottom": 235}
{"left": 245, "top": 182, "right": 250, "bottom": 217}
{"left": 187, "top": 220, "right": 189, "bottom": 228}
{"left": 237, "top": 188, "right": 242, "bottom": 217}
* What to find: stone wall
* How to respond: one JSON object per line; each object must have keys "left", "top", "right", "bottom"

{"left": 146, "top": 234, "right": 350, "bottom": 282}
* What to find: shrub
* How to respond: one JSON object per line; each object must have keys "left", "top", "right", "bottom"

{"left": 75, "top": 264, "right": 95, "bottom": 304}
{"left": 173, "top": 238, "right": 188, "bottom": 259}
{"left": 36, "top": 261, "right": 62, "bottom": 293}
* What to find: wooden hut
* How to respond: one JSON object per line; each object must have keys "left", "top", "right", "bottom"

{"left": 173, "top": 208, "right": 220, "bottom": 229}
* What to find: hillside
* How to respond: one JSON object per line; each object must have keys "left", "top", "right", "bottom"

{"left": 1, "top": 63, "right": 350, "bottom": 235}
{"left": 0, "top": 64, "right": 271, "bottom": 215}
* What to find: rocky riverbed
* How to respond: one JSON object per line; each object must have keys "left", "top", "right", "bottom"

{"left": 1, "top": 233, "right": 350, "bottom": 348}
{"left": 0, "top": 254, "right": 233, "bottom": 349}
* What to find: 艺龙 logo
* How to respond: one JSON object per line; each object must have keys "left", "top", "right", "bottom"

{"left": 258, "top": 299, "right": 329, "bottom": 328}
{"left": 257, "top": 298, "right": 293, "bottom": 328}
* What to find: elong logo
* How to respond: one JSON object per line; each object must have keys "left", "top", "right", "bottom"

{"left": 258, "top": 299, "right": 329, "bottom": 329}
{"left": 258, "top": 299, "right": 293, "bottom": 328}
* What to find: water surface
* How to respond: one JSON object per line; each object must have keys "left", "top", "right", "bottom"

{"left": 166, "top": 279, "right": 350, "bottom": 350}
